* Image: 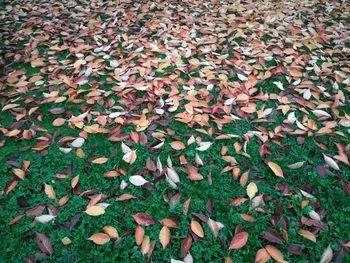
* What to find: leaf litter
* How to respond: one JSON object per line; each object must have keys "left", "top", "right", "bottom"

{"left": 0, "top": 0, "right": 350, "bottom": 262}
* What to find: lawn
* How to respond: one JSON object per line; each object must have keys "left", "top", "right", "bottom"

{"left": 0, "top": 0, "right": 350, "bottom": 262}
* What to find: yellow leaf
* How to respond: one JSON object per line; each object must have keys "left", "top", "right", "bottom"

{"left": 85, "top": 205, "right": 105, "bottom": 216}
{"left": 62, "top": 237, "right": 72, "bottom": 245}
{"left": 267, "top": 162, "right": 284, "bottom": 177}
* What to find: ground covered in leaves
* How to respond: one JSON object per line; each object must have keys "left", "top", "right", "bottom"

{"left": 0, "top": 0, "right": 350, "bottom": 262}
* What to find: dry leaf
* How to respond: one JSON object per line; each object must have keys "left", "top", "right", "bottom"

{"left": 190, "top": 220, "right": 204, "bottom": 238}
{"left": 159, "top": 226, "right": 171, "bottom": 249}
{"left": 88, "top": 233, "right": 110, "bottom": 245}
{"left": 85, "top": 205, "right": 105, "bottom": 216}
{"left": 268, "top": 162, "right": 284, "bottom": 177}
{"left": 229, "top": 231, "right": 248, "bottom": 250}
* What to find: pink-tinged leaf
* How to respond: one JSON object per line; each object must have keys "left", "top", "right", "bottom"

{"left": 159, "top": 226, "right": 170, "bottom": 249}
{"left": 36, "top": 233, "right": 53, "bottom": 255}
{"left": 255, "top": 248, "right": 271, "bottom": 263}
{"left": 133, "top": 213, "right": 155, "bottom": 226}
{"left": 229, "top": 231, "right": 248, "bottom": 250}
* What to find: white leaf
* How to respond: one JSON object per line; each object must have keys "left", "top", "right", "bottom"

{"left": 309, "top": 210, "right": 321, "bottom": 221}
{"left": 157, "top": 157, "right": 163, "bottom": 172}
{"left": 196, "top": 142, "right": 212, "bottom": 151}
{"left": 319, "top": 245, "right": 333, "bottom": 263}
{"left": 120, "top": 180, "right": 128, "bottom": 190}
{"left": 153, "top": 141, "right": 164, "bottom": 149}
{"left": 187, "top": 135, "right": 195, "bottom": 145}
{"left": 313, "top": 110, "right": 331, "bottom": 118}
{"left": 273, "top": 81, "right": 284, "bottom": 90}
{"left": 296, "top": 120, "right": 307, "bottom": 130}
{"left": 323, "top": 154, "right": 339, "bottom": 170}
{"left": 121, "top": 142, "right": 132, "bottom": 154}
{"left": 287, "top": 161, "right": 305, "bottom": 169}
{"left": 96, "top": 203, "right": 110, "bottom": 209}
{"left": 195, "top": 153, "right": 203, "bottom": 166}
{"left": 59, "top": 147, "right": 72, "bottom": 154}
{"left": 129, "top": 175, "right": 148, "bottom": 186}
{"left": 303, "top": 89, "right": 312, "bottom": 100}
{"left": 35, "top": 215, "right": 56, "bottom": 224}
{"left": 184, "top": 253, "right": 193, "bottom": 263}
{"left": 71, "top": 137, "right": 85, "bottom": 148}
{"left": 288, "top": 112, "right": 296, "bottom": 124}
{"left": 150, "top": 43, "right": 160, "bottom": 52}
{"left": 167, "top": 168, "right": 179, "bottom": 183}
{"left": 237, "top": 73, "right": 248, "bottom": 81}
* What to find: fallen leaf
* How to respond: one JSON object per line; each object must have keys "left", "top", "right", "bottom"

{"left": 88, "top": 233, "right": 110, "bottom": 245}
{"left": 85, "top": 205, "right": 105, "bottom": 216}
{"left": 159, "top": 226, "right": 170, "bottom": 249}
{"left": 229, "top": 231, "right": 248, "bottom": 250}
{"left": 268, "top": 162, "right": 284, "bottom": 177}
{"left": 190, "top": 220, "right": 204, "bottom": 238}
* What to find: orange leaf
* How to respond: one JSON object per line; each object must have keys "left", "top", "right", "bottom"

{"left": 88, "top": 233, "right": 110, "bottom": 245}
{"left": 170, "top": 141, "right": 186, "bottom": 150}
{"left": 187, "top": 164, "right": 203, "bottom": 181}
{"left": 190, "top": 220, "right": 204, "bottom": 238}
{"left": 115, "top": 193, "right": 135, "bottom": 201}
{"left": 159, "top": 226, "right": 170, "bottom": 249}
{"left": 135, "top": 226, "right": 144, "bottom": 245}
{"left": 255, "top": 248, "right": 271, "bottom": 263}
{"left": 265, "top": 245, "right": 288, "bottom": 263}
{"left": 91, "top": 157, "right": 108, "bottom": 164}
{"left": 103, "top": 226, "right": 118, "bottom": 238}
{"left": 229, "top": 231, "right": 248, "bottom": 250}
{"left": 52, "top": 118, "right": 66, "bottom": 126}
